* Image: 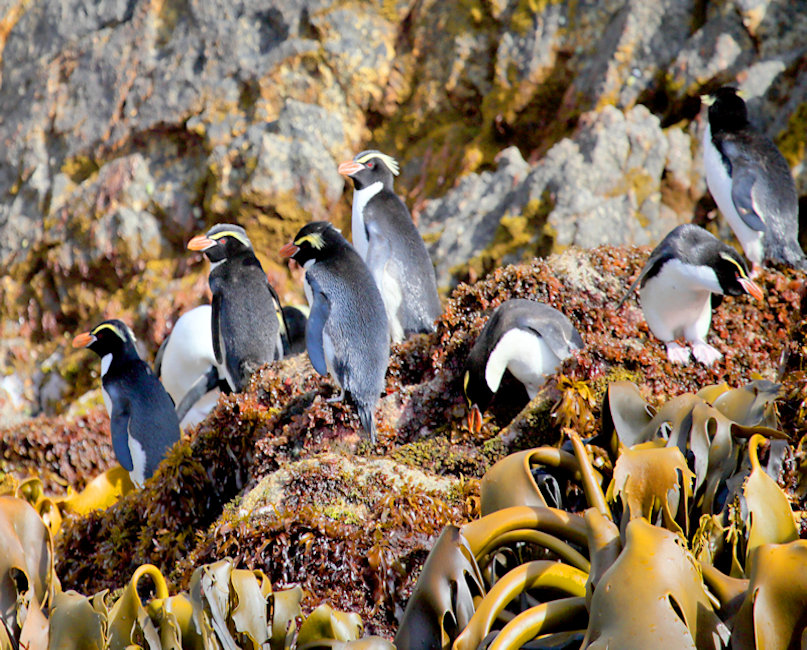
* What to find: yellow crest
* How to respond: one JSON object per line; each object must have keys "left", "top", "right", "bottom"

{"left": 355, "top": 151, "right": 400, "bottom": 176}
{"left": 91, "top": 323, "right": 131, "bottom": 342}
{"left": 294, "top": 232, "right": 325, "bottom": 250}
{"left": 719, "top": 252, "right": 748, "bottom": 278}
{"left": 210, "top": 230, "right": 251, "bottom": 248}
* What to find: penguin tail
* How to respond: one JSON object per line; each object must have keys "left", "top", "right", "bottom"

{"left": 356, "top": 402, "right": 377, "bottom": 444}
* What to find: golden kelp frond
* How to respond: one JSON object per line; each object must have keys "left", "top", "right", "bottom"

{"left": 583, "top": 518, "right": 729, "bottom": 649}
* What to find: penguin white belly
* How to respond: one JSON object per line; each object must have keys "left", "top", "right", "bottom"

{"left": 380, "top": 262, "right": 404, "bottom": 343}
{"left": 640, "top": 260, "right": 719, "bottom": 342}
{"left": 485, "top": 329, "right": 561, "bottom": 399}
{"left": 160, "top": 306, "right": 217, "bottom": 404}
{"left": 127, "top": 435, "right": 147, "bottom": 488}
{"left": 703, "top": 124, "right": 764, "bottom": 264}
{"left": 100, "top": 354, "right": 113, "bottom": 415}
{"left": 179, "top": 389, "right": 221, "bottom": 429}
{"left": 351, "top": 181, "right": 383, "bottom": 260}
{"left": 322, "top": 331, "right": 339, "bottom": 388}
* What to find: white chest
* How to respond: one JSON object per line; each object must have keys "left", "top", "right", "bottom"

{"left": 485, "top": 329, "right": 562, "bottom": 399}
{"left": 703, "top": 122, "right": 765, "bottom": 264}
{"left": 351, "top": 181, "right": 383, "bottom": 260}
{"left": 640, "top": 260, "right": 719, "bottom": 341}
{"left": 128, "top": 436, "right": 147, "bottom": 488}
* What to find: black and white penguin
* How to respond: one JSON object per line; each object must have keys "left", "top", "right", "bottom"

{"left": 702, "top": 86, "right": 805, "bottom": 272}
{"left": 187, "top": 223, "right": 285, "bottom": 392}
{"left": 281, "top": 305, "right": 309, "bottom": 356}
{"left": 154, "top": 305, "right": 227, "bottom": 429}
{"left": 338, "top": 150, "right": 442, "bottom": 343}
{"left": 618, "top": 224, "right": 764, "bottom": 365}
{"left": 73, "top": 319, "right": 180, "bottom": 487}
{"left": 463, "top": 299, "right": 584, "bottom": 432}
{"left": 280, "top": 221, "right": 390, "bottom": 443}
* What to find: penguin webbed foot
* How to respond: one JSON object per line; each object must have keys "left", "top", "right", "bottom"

{"left": 691, "top": 341, "right": 722, "bottom": 366}
{"left": 750, "top": 262, "right": 762, "bottom": 279}
{"left": 665, "top": 341, "right": 691, "bottom": 365}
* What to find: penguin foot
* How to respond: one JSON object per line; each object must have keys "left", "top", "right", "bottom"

{"left": 692, "top": 341, "right": 722, "bottom": 365}
{"left": 327, "top": 389, "right": 346, "bottom": 404}
{"left": 750, "top": 262, "right": 762, "bottom": 279}
{"left": 665, "top": 342, "right": 691, "bottom": 364}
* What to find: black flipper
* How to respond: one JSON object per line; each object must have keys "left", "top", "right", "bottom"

{"left": 175, "top": 365, "right": 221, "bottom": 424}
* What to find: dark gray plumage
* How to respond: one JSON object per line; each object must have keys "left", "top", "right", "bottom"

{"left": 339, "top": 150, "right": 442, "bottom": 342}
{"left": 703, "top": 86, "right": 805, "bottom": 270}
{"left": 188, "top": 223, "right": 285, "bottom": 392}
{"left": 281, "top": 221, "right": 390, "bottom": 443}
{"left": 73, "top": 319, "right": 180, "bottom": 487}
{"left": 618, "top": 224, "right": 764, "bottom": 365}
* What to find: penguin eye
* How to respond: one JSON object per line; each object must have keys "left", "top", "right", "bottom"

{"left": 367, "top": 160, "right": 375, "bottom": 169}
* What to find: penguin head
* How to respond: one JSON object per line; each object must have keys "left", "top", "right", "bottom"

{"left": 712, "top": 249, "right": 764, "bottom": 300}
{"left": 703, "top": 87, "right": 749, "bottom": 133}
{"left": 462, "top": 366, "right": 492, "bottom": 434}
{"left": 279, "top": 221, "right": 346, "bottom": 265}
{"left": 72, "top": 319, "right": 139, "bottom": 361}
{"left": 337, "top": 150, "right": 399, "bottom": 190}
{"left": 187, "top": 223, "right": 254, "bottom": 263}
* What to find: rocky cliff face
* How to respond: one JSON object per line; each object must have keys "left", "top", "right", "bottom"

{"left": 2, "top": 0, "right": 806, "bottom": 416}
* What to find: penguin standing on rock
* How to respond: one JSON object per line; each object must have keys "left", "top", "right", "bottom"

{"left": 463, "top": 299, "right": 584, "bottom": 433}
{"left": 280, "top": 221, "right": 389, "bottom": 443}
{"left": 188, "top": 224, "right": 285, "bottom": 393}
{"left": 618, "top": 224, "right": 764, "bottom": 366}
{"left": 338, "top": 150, "right": 442, "bottom": 343}
{"left": 702, "top": 86, "right": 805, "bottom": 272}
{"left": 154, "top": 305, "right": 227, "bottom": 429}
{"left": 73, "top": 319, "right": 180, "bottom": 487}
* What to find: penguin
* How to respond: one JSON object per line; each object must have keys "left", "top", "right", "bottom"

{"left": 187, "top": 223, "right": 285, "bottom": 392}
{"left": 153, "top": 305, "right": 227, "bottom": 429}
{"left": 73, "top": 319, "right": 181, "bottom": 487}
{"left": 280, "top": 221, "right": 390, "bottom": 443}
{"left": 281, "top": 305, "right": 309, "bottom": 356}
{"left": 702, "top": 86, "right": 805, "bottom": 272}
{"left": 617, "top": 224, "right": 764, "bottom": 365}
{"left": 463, "top": 299, "right": 584, "bottom": 433}
{"left": 338, "top": 150, "right": 442, "bottom": 343}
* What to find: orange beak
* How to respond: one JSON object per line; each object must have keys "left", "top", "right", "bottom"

{"left": 279, "top": 242, "right": 299, "bottom": 258}
{"left": 187, "top": 235, "right": 215, "bottom": 251}
{"left": 72, "top": 332, "right": 94, "bottom": 348}
{"left": 337, "top": 160, "right": 363, "bottom": 176}
{"left": 466, "top": 404, "right": 483, "bottom": 434}
{"left": 739, "top": 277, "right": 764, "bottom": 301}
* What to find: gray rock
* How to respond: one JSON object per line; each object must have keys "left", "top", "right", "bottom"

{"left": 423, "top": 106, "right": 689, "bottom": 288}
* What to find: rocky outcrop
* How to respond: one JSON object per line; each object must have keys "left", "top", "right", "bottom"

{"left": 0, "top": 0, "right": 806, "bottom": 414}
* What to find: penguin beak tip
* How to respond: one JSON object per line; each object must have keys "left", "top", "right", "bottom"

{"left": 466, "top": 404, "right": 483, "bottom": 434}
{"left": 740, "top": 277, "right": 764, "bottom": 301}
{"left": 187, "top": 235, "right": 214, "bottom": 251}
{"left": 279, "top": 242, "right": 299, "bottom": 258}
{"left": 72, "top": 332, "right": 94, "bottom": 348}
{"left": 337, "top": 161, "right": 362, "bottom": 176}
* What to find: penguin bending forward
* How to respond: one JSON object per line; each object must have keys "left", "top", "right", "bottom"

{"left": 280, "top": 221, "right": 390, "bottom": 443}
{"left": 188, "top": 223, "right": 285, "bottom": 392}
{"left": 618, "top": 224, "right": 764, "bottom": 365}
{"left": 702, "top": 87, "right": 805, "bottom": 272}
{"left": 463, "top": 299, "right": 584, "bottom": 432}
{"left": 338, "top": 150, "right": 442, "bottom": 343}
{"left": 154, "top": 305, "right": 227, "bottom": 429}
{"left": 73, "top": 319, "right": 180, "bottom": 487}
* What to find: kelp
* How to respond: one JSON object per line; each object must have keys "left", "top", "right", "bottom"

{"left": 396, "top": 378, "right": 806, "bottom": 649}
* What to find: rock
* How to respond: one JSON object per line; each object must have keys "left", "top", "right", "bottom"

{"left": 422, "top": 105, "right": 689, "bottom": 288}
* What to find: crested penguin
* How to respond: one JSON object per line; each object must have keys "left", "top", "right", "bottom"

{"left": 463, "top": 299, "right": 584, "bottom": 433}
{"left": 73, "top": 319, "right": 180, "bottom": 487}
{"left": 618, "top": 224, "right": 764, "bottom": 365}
{"left": 280, "top": 221, "right": 390, "bottom": 443}
{"left": 338, "top": 150, "right": 442, "bottom": 343}
{"left": 154, "top": 305, "right": 227, "bottom": 429}
{"left": 702, "top": 87, "right": 805, "bottom": 272}
{"left": 187, "top": 223, "right": 286, "bottom": 392}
